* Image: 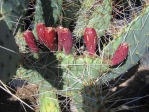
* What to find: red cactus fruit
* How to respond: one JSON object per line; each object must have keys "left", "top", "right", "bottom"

{"left": 44, "top": 27, "right": 56, "bottom": 51}
{"left": 111, "top": 43, "right": 129, "bottom": 66}
{"left": 56, "top": 26, "right": 73, "bottom": 54}
{"left": 84, "top": 27, "right": 97, "bottom": 55}
{"left": 56, "top": 26, "right": 63, "bottom": 51}
{"left": 36, "top": 23, "right": 46, "bottom": 44}
{"left": 23, "top": 30, "right": 39, "bottom": 53}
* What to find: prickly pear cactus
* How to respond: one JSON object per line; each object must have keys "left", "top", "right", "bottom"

{"left": 1, "top": 0, "right": 149, "bottom": 112}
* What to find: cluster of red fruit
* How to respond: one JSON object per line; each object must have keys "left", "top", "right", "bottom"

{"left": 23, "top": 24, "right": 129, "bottom": 66}
{"left": 23, "top": 23, "right": 98, "bottom": 55}
{"left": 23, "top": 23, "right": 73, "bottom": 54}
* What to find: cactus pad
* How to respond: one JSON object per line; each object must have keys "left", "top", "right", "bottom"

{"left": 0, "top": 20, "right": 20, "bottom": 83}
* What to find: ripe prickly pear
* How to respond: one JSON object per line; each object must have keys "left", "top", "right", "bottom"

{"left": 36, "top": 23, "right": 46, "bottom": 44}
{"left": 56, "top": 26, "right": 73, "bottom": 54}
{"left": 44, "top": 27, "right": 56, "bottom": 51}
{"left": 84, "top": 27, "right": 97, "bottom": 55}
{"left": 56, "top": 26, "right": 63, "bottom": 51}
{"left": 111, "top": 43, "right": 129, "bottom": 66}
{"left": 23, "top": 30, "right": 39, "bottom": 53}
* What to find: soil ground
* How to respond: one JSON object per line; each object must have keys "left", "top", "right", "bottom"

{"left": 0, "top": 87, "right": 34, "bottom": 112}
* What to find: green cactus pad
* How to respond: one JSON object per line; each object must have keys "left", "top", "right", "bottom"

{"left": 0, "top": 20, "right": 20, "bottom": 83}
{"left": 51, "top": 0, "right": 63, "bottom": 25}
{"left": 39, "top": 84, "right": 61, "bottom": 112}
{"left": 73, "top": 0, "right": 112, "bottom": 38}
{"left": 1, "top": 0, "right": 29, "bottom": 32}
{"left": 56, "top": 52, "right": 110, "bottom": 112}
{"left": 102, "top": 5, "right": 149, "bottom": 83}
